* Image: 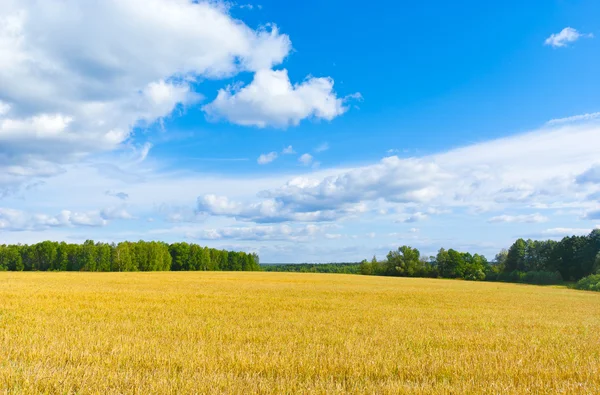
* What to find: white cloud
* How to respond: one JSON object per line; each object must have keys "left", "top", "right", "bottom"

{"left": 257, "top": 151, "right": 278, "bottom": 165}
{"left": 397, "top": 212, "right": 428, "bottom": 223}
{"left": 196, "top": 194, "right": 345, "bottom": 223}
{"left": 0, "top": 207, "right": 107, "bottom": 230}
{"left": 282, "top": 145, "right": 295, "bottom": 154}
{"left": 203, "top": 69, "right": 356, "bottom": 127}
{"left": 315, "top": 142, "right": 329, "bottom": 153}
{"left": 547, "top": 112, "right": 600, "bottom": 125}
{"left": 488, "top": 213, "right": 549, "bottom": 223}
{"left": 133, "top": 142, "right": 153, "bottom": 164}
{"left": 194, "top": 121, "right": 600, "bottom": 224}
{"left": 540, "top": 226, "right": 600, "bottom": 237}
{"left": 158, "top": 204, "right": 206, "bottom": 223}
{"left": 100, "top": 206, "right": 134, "bottom": 220}
{"left": 544, "top": 27, "right": 593, "bottom": 48}
{"left": 0, "top": 0, "right": 293, "bottom": 186}
{"left": 6, "top": 108, "right": 600, "bottom": 262}
{"left": 153, "top": 223, "right": 332, "bottom": 242}
{"left": 298, "top": 153, "right": 313, "bottom": 165}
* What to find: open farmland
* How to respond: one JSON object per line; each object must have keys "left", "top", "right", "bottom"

{"left": 1, "top": 272, "right": 599, "bottom": 394}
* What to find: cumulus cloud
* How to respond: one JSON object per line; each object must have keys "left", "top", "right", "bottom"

{"left": 203, "top": 69, "right": 356, "bottom": 127}
{"left": 282, "top": 145, "right": 296, "bottom": 154}
{"left": 488, "top": 213, "right": 549, "bottom": 223}
{"left": 544, "top": 27, "right": 593, "bottom": 48}
{"left": 0, "top": 208, "right": 107, "bottom": 230}
{"left": 298, "top": 153, "right": 314, "bottom": 165}
{"left": 257, "top": 151, "right": 278, "bottom": 165}
{"left": 0, "top": 0, "right": 293, "bottom": 187}
{"left": 194, "top": 122, "right": 600, "bottom": 223}
{"left": 100, "top": 206, "right": 134, "bottom": 220}
{"left": 263, "top": 156, "right": 445, "bottom": 213}
{"left": 196, "top": 194, "right": 345, "bottom": 223}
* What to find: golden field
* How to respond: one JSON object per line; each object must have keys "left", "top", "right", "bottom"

{"left": 1, "top": 272, "right": 599, "bottom": 394}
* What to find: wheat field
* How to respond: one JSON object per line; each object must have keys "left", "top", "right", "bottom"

{"left": 1, "top": 272, "right": 599, "bottom": 394}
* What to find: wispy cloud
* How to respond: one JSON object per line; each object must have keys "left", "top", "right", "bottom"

{"left": 397, "top": 212, "right": 428, "bottom": 223}
{"left": 544, "top": 27, "right": 593, "bottom": 48}
{"left": 540, "top": 226, "right": 600, "bottom": 237}
{"left": 105, "top": 191, "right": 129, "bottom": 201}
{"left": 181, "top": 157, "right": 249, "bottom": 162}
{"left": 257, "top": 152, "right": 278, "bottom": 165}
{"left": 488, "top": 213, "right": 548, "bottom": 223}
{"left": 547, "top": 112, "right": 600, "bottom": 125}
{"left": 315, "top": 142, "right": 330, "bottom": 153}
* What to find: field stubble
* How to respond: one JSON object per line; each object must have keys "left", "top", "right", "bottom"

{"left": 1, "top": 272, "right": 599, "bottom": 394}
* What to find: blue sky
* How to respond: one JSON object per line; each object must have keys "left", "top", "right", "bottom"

{"left": 1, "top": 0, "right": 600, "bottom": 262}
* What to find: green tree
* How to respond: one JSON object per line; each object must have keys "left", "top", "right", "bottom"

{"left": 436, "top": 248, "right": 450, "bottom": 278}
{"left": 506, "top": 238, "right": 526, "bottom": 272}
{"left": 386, "top": 246, "right": 421, "bottom": 276}
{"left": 112, "top": 242, "right": 134, "bottom": 271}
{"left": 95, "top": 243, "right": 112, "bottom": 272}
{"left": 359, "top": 259, "right": 373, "bottom": 275}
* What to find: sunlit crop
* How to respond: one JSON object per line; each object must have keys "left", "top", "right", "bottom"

{"left": 1, "top": 272, "right": 599, "bottom": 393}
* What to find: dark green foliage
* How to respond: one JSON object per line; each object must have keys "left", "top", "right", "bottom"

{"left": 362, "top": 247, "right": 488, "bottom": 281}
{"left": 0, "top": 241, "right": 258, "bottom": 272}
{"left": 261, "top": 262, "right": 361, "bottom": 274}
{"left": 487, "top": 270, "right": 563, "bottom": 285}
{"left": 575, "top": 274, "right": 600, "bottom": 292}
{"left": 501, "top": 230, "right": 600, "bottom": 281}
{"left": 505, "top": 238, "right": 526, "bottom": 272}
{"left": 0, "top": 245, "right": 23, "bottom": 271}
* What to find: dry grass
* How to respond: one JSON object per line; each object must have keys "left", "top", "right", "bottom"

{"left": 1, "top": 272, "right": 599, "bottom": 394}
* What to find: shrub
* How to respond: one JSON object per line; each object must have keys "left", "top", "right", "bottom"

{"left": 489, "top": 270, "right": 562, "bottom": 285}
{"left": 465, "top": 269, "right": 485, "bottom": 281}
{"left": 575, "top": 274, "right": 600, "bottom": 292}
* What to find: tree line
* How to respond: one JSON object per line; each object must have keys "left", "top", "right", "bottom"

{"left": 0, "top": 240, "right": 260, "bottom": 272}
{"left": 261, "top": 262, "right": 360, "bottom": 274}
{"left": 360, "top": 229, "right": 600, "bottom": 285}
{"left": 359, "top": 246, "right": 492, "bottom": 281}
